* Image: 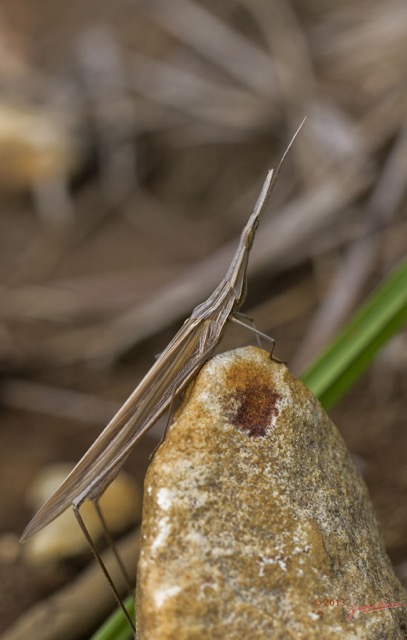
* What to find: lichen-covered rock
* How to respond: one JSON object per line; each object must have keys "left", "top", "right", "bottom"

{"left": 137, "top": 347, "right": 407, "bottom": 639}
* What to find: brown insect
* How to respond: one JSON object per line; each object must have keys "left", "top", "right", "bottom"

{"left": 21, "top": 120, "right": 305, "bottom": 629}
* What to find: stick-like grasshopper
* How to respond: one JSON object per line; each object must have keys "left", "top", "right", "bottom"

{"left": 20, "top": 122, "right": 304, "bottom": 631}
{"left": 21, "top": 121, "right": 304, "bottom": 547}
{"left": 22, "top": 130, "right": 305, "bottom": 632}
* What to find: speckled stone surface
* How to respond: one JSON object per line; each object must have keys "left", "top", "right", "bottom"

{"left": 137, "top": 347, "right": 407, "bottom": 639}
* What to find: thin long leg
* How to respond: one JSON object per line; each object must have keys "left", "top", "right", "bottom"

{"left": 148, "top": 390, "right": 177, "bottom": 461}
{"left": 93, "top": 500, "right": 134, "bottom": 592}
{"left": 231, "top": 315, "right": 276, "bottom": 357}
{"left": 149, "top": 343, "right": 218, "bottom": 461}
{"left": 234, "top": 312, "right": 257, "bottom": 323}
{"left": 234, "top": 311, "right": 262, "bottom": 348}
{"left": 73, "top": 501, "right": 135, "bottom": 632}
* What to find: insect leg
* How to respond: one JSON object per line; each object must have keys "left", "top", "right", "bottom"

{"left": 149, "top": 342, "right": 219, "bottom": 461}
{"left": 148, "top": 392, "right": 177, "bottom": 461}
{"left": 72, "top": 499, "right": 135, "bottom": 632}
{"left": 93, "top": 499, "right": 134, "bottom": 592}
{"left": 231, "top": 315, "right": 276, "bottom": 356}
{"left": 233, "top": 312, "right": 262, "bottom": 347}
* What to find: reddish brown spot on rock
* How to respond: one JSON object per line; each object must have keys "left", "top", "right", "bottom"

{"left": 224, "top": 383, "right": 281, "bottom": 437}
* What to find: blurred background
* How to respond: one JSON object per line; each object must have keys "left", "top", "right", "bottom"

{"left": 0, "top": 0, "right": 406, "bottom": 635}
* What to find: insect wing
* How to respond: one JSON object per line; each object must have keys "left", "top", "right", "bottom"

{"left": 21, "top": 316, "right": 207, "bottom": 541}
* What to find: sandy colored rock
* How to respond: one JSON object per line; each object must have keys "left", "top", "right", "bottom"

{"left": 137, "top": 347, "right": 407, "bottom": 639}
{"left": 0, "top": 102, "right": 77, "bottom": 190}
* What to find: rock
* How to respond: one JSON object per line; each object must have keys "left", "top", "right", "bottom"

{"left": 137, "top": 346, "right": 407, "bottom": 639}
{"left": 24, "top": 463, "right": 141, "bottom": 565}
{"left": 0, "top": 533, "right": 20, "bottom": 564}
{"left": 0, "top": 102, "right": 78, "bottom": 190}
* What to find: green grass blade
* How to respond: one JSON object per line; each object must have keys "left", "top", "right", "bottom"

{"left": 90, "top": 595, "right": 135, "bottom": 640}
{"left": 301, "top": 256, "right": 407, "bottom": 409}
